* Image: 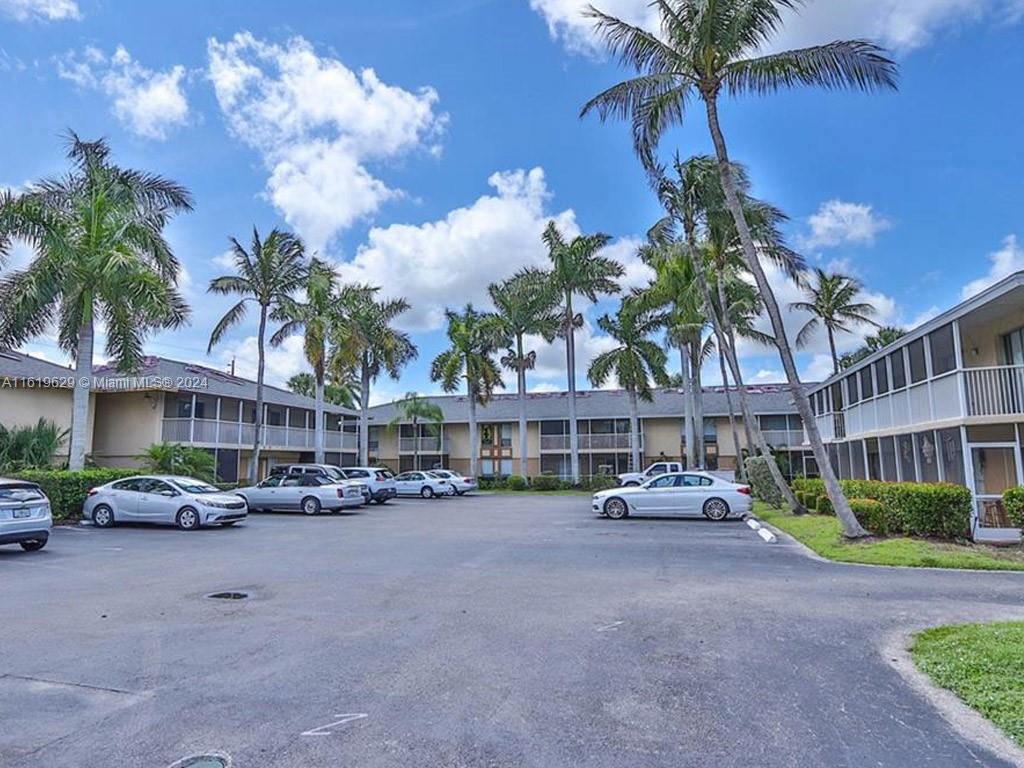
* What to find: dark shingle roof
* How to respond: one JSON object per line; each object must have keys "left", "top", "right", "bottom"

{"left": 367, "top": 385, "right": 805, "bottom": 424}
{"left": 0, "top": 350, "right": 74, "bottom": 381}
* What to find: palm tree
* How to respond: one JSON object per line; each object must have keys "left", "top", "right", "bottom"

{"left": 271, "top": 258, "right": 337, "bottom": 463}
{"left": 488, "top": 269, "right": 560, "bottom": 477}
{"left": 207, "top": 228, "right": 307, "bottom": 483}
{"left": 330, "top": 289, "right": 417, "bottom": 466}
{"left": 430, "top": 304, "right": 503, "bottom": 480}
{"left": 137, "top": 442, "right": 218, "bottom": 482}
{"left": 543, "top": 222, "right": 623, "bottom": 483}
{"left": 588, "top": 298, "right": 670, "bottom": 472}
{"left": 839, "top": 326, "right": 906, "bottom": 369}
{"left": 286, "top": 372, "right": 361, "bottom": 409}
{"left": 0, "top": 134, "right": 192, "bottom": 470}
{"left": 792, "top": 269, "right": 880, "bottom": 374}
{"left": 582, "top": 2, "right": 897, "bottom": 537}
{"left": 388, "top": 392, "right": 445, "bottom": 472}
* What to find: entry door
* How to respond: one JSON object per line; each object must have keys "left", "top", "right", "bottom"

{"left": 969, "top": 442, "right": 1022, "bottom": 533}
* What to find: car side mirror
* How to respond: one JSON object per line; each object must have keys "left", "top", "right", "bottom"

{"left": 158, "top": 489, "right": 177, "bottom": 497}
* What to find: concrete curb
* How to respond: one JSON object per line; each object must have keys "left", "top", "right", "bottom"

{"left": 882, "top": 629, "right": 1024, "bottom": 768}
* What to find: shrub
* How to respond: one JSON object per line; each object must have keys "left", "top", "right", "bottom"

{"left": 505, "top": 474, "right": 528, "bottom": 491}
{"left": 1005, "top": 487, "right": 1024, "bottom": 530}
{"left": 803, "top": 493, "right": 819, "bottom": 513}
{"left": 137, "top": 442, "right": 217, "bottom": 482}
{"left": 0, "top": 419, "right": 68, "bottom": 472}
{"left": 531, "top": 475, "right": 564, "bottom": 492}
{"left": 478, "top": 476, "right": 507, "bottom": 491}
{"left": 11, "top": 468, "right": 138, "bottom": 522}
{"left": 849, "top": 498, "right": 886, "bottom": 535}
{"left": 582, "top": 474, "right": 619, "bottom": 492}
{"left": 816, "top": 495, "right": 834, "bottom": 516}
{"left": 875, "top": 482, "right": 971, "bottom": 539}
{"left": 744, "top": 456, "right": 783, "bottom": 508}
{"left": 794, "top": 490, "right": 806, "bottom": 507}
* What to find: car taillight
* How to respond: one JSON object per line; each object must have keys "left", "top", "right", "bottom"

{"left": 337, "top": 489, "right": 345, "bottom": 498}
{"left": 464, "top": 478, "right": 473, "bottom": 483}
{"left": 737, "top": 486, "right": 751, "bottom": 495}
{"left": 87, "top": 488, "right": 98, "bottom": 496}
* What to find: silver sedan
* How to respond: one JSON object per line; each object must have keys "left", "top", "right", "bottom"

{"left": 592, "top": 472, "right": 753, "bottom": 521}
{"left": 235, "top": 474, "right": 366, "bottom": 515}
{"left": 84, "top": 476, "right": 248, "bottom": 530}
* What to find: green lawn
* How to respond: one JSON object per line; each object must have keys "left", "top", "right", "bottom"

{"left": 481, "top": 489, "right": 592, "bottom": 496}
{"left": 756, "top": 503, "right": 1024, "bottom": 571}
{"left": 911, "top": 622, "right": 1024, "bottom": 747}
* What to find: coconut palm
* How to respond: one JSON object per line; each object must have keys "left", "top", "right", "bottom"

{"left": 588, "top": 298, "right": 670, "bottom": 472}
{"left": 271, "top": 258, "right": 337, "bottom": 463}
{"left": 388, "top": 392, "right": 445, "bottom": 472}
{"left": 330, "top": 289, "right": 418, "bottom": 466}
{"left": 488, "top": 269, "right": 561, "bottom": 477}
{"left": 286, "top": 372, "right": 361, "bottom": 409}
{"left": 207, "top": 228, "right": 308, "bottom": 483}
{"left": 0, "top": 134, "right": 192, "bottom": 470}
{"left": 792, "top": 269, "right": 880, "bottom": 374}
{"left": 583, "top": 1, "right": 897, "bottom": 536}
{"left": 839, "top": 326, "right": 906, "bottom": 369}
{"left": 430, "top": 304, "right": 503, "bottom": 480}
{"left": 137, "top": 442, "right": 217, "bottom": 483}
{"left": 543, "top": 222, "right": 623, "bottom": 483}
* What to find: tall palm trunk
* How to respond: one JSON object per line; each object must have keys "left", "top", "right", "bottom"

{"left": 690, "top": 343, "right": 705, "bottom": 468}
{"left": 714, "top": 273, "right": 747, "bottom": 478}
{"left": 467, "top": 384, "right": 479, "bottom": 480}
{"left": 250, "top": 305, "right": 267, "bottom": 484}
{"left": 313, "top": 360, "right": 325, "bottom": 464}
{"left": 703, "top": 96, "right": 864, "bottom": 537}
{"left": 828, "top": 327, "right": 839, "bottom": 375}
{"left": 718, "top": 346, "right": 743, "bottom": 480}
{"left": 627, "top": 388, "right": 641, "bottom": 471}
{"left": 680, "top": 343, "right": 695, "bottom": 469}
{"left": 68, "top": 312, "right": 94, "bottom": 470}
{"left": 565, "top": 295, "right": 581, "bottom": 484}
{"left": 412, "top": 417, "right": 420, "bottom": 471}
{"left": 516, "top": 334, "right": 529, "bottom": 478}
{"left": 359, "top": 358, "right": 371, "bottom": 465}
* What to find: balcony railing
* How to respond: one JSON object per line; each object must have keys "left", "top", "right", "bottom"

{"left": 964, "top": 366, "right": 1024, "bottom": 417}
{"left": 760, "top": 429, "right": 807, "bottom": 447}
{"left": 161, "top": 418, "right": 358, "bottom": 452}
{"left": 540, "top": 433, "right": 639, "bottom": 451}
{"left": 399, "top": 436, "right": 450, "bottom": 453}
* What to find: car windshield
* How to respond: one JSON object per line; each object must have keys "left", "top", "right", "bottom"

{"left": 323, "top": 467, "right": 347, "bottom": 480}
{"left": 171, "top": 478, "right": 220, "bottom": 494}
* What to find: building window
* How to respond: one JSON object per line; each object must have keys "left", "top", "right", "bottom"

{"left": 929, "top": 324, "right": 957, "bottom": 376}
{"left": 838, "top": 442, "right": 852, "bottom": 479}
{"left": 850, "top": 440, "right": 866, "bottom": 480}
{"left": 880, "top": 436, "right": 897, "bottom": 481}
{"left": 828, "top": 444, "right": 839, "bottom": 476}
{"left": 215, "top": 449, "right": 239, "bottom": 483}
{"left": 830, "top": 381, "right": 844, "bottom": 412}
{"left": 847, "top": 375, "right": 860, "bottom": 405}
{"left": 938, "top": 428, "right": 964, "bottom": 486}
{"left": 890, "top": 350, "right": 906, "bottom": 389}
{"left": 759, "top": 415, "right": 789, "bottom": 432}
{"left": 865, "top": 438, "right": 881, "bottom": 480}
{"left": 916, "top": 430, "right": 939, "bottom": 482}
{"left": 1002, "top": 327, "right": 1024, "bottom": 366}
{"left": 540, "top": 420, "right": 568, "bottom": 435}
{"left": 908, "top": 339, "right": 927, "bottom": 384}
{"left": 875, "top": 360, "right": 889, "bottom": 395}
{"left": 859, "top": 367, "right": 874, "bottom": 400}
{"left": 897, "top": 434, "right": 916, "bottom": 481}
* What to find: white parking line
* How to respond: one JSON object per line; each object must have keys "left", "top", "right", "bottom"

{"left": 596, "top": 621, "right": 625, "bottom": 632}
{"left": 301, "top": 713, "right": 368, "bottom": 736}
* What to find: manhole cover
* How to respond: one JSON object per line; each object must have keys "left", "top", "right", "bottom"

{"left": 169, "top": 756, "right": 228, "bottom": 768}
{"left": 205, "top": 591, "right": 248, "bottom": 600}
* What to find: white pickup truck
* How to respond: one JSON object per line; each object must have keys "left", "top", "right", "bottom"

{"left": 616, "top": 461, "right": 684, "bottom": 486}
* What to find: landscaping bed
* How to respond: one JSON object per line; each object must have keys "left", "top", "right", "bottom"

{"left": 756, "top": 503, "right": 1024, "bottom": 571}
{"left": 911, "top": 621, "right": 1024, "bottom": 747}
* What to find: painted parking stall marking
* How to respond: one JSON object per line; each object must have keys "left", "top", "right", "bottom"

{"left": 301, "top": 712, "right": 368, "bottom": 737}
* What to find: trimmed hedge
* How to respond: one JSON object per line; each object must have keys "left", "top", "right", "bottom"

{"left": 804, "top": 493, "right": 820, "bottom": 513}
{"left": 744, "top": 455, "right": 784, "bottom": 508}
{"left": 816, "top": 496, "right": 834, "bottom": 516}
{"left": 581, "top": 474, "right": 619, "bottom": 492}
{"left": 12, "top": 468, "right": 138, "bottom": 523}
{"left": 1004, "top": 487, "right": 1024, "bottom": 530}
{"left": 850, "top": 498, "right": 886, "bottom": 536}
{"left": 530, "top": 475, "right": 565, "bottom": 491}
{"left": 505, "top": 474, "right": 528, "bottom": 491}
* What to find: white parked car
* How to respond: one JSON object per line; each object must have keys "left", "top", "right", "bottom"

{"left": 617, "top": 461, "right": 684, "bottom": 486}
{"left": 269, "top": 463, "right": 370, "bottom": 503}
{"left": 0, "top": 477, "right": 52, "bottom": 551}
{"left": 235, "top": 473, "right": 365, "bottom": 515}
{"left": 593, "top": 472, "right": 752, "bottom": 521}
{"left": 340, "top": 466, "right": 398, "bottom": 504}
{"left": 427, "top": 469, "right": 478, "bottom": 495}
{"left": 393, "top": 471, "right": 452, "bottom": 498}
{"left": 84, "top": 476, "right": 248, "bottom": 530}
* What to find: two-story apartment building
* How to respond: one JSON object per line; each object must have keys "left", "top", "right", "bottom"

{"left": 367, "top": 385, "right": 813, "bottom": 480}
{"left": 808, "top": 271, "right": 1024, "bottom": 543}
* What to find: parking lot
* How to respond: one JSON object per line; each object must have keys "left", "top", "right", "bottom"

{"left": 4, "top": 494, "right": 1024, "bottom": 768}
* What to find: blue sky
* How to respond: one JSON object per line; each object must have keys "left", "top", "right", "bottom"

{"left": 1, "top": 0, "right": 1022, "bottom": 404}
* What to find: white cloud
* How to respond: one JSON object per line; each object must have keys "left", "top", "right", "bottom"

{"left": 56, "top": 46, "right": 189, "bottom": 140}
{"left": 207, "top": 31, "right": 446, "bottom": 252}
{"left": 961, "top": 235, "right": 1024, "bottom": 300}
{"left": 0, "top": 0, "right": 79, "bottom": 21}
{"left": 531, "top": 0, "right": 1022, "bottom": 55}
{"left": 798, "top": 200, "right": 891, "bottom": 250}
{"left": 212, "top": 333, "right": 307, "bottom": 387}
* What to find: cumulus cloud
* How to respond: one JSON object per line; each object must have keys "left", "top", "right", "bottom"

{"left": 798, "top": 200, "right": 891, "bottom": 250}
{"left": 56, "top": 46, "right": 189, "bottom": 140}
{"left": 961, "top": 235, "right": 1024, "bottom": 300}
{"left": 211, "top": 333, "right": 308, "bottom": 387}
{"left": 207, "top": 32, "right": 446, "bottom": 252}
{"left": 530, "top": 0, "right": 1022, "bottom": 55}
{"left": 0, "top": 0, "right": 79, "bottom": 21}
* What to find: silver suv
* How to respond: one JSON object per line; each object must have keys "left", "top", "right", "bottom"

{"left": 270, "top": 463, "right": 370, "bottom": 503}
{"left": 339, "top": 467, "right": 398, "bottom": 504}
{"left": 0, "top": 478, "right": 53, "bottom": 551}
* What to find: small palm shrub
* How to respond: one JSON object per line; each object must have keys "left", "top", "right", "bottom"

{"left": 816, "top": 495, "right": 834, "bottom": 516}
{"left": 137, "top": 443, "right": 217, "bottom": 482}
{"left": 0, "top": 419, "right": 68, "bottom": 471}
{"left": 1005, "top": 487, "right": 1024, "bottom": 530}
{"left": 531, "top": 475, "right": 564, "bottom": 491}
{"left": 582, "top": 474, "right": 619, "bottom": 492}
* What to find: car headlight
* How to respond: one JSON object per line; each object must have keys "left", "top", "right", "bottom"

{"left": 198, "top": 498, "right": 227, "bottom": 508}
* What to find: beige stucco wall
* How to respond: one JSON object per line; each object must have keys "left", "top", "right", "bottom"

{"left": 642, "top": 417, "right": 682, "bottom": 459}
{"left": 961, "top": 308, "right": 1024, "bottom": 367}
{"left": 0, "top": 385, "right": 95, "bottom": 461}
{"left": 90, "top": 391, "right": 163, "bottom": 464}
{"left": 445, "top": 423, "right": 471, "bottom": 459}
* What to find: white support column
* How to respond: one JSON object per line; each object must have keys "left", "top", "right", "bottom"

{"left": 188, "top": 392, "right": 197, "bottom": 444}
{"left": 215, "top": 397, "right": 221, "bottom": 444}
{"left": 961, "top": 424, "right": 977, "bottom": 536}
{"left": 952, "top": 319, "right": 968, "bottom": 418}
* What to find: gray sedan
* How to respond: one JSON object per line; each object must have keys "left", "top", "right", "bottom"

{"left": 235, "top": 474, "right": 365, "bottom": 515}
{"left": 84, "top": 476, "right": 248, "bottom": 530}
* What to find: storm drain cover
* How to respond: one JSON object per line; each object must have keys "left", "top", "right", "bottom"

{"left": 169, "top": 756, "right": 228, "bottom": 768}
{"left": 205, "top": 591, "right": 248, "bottom": 600}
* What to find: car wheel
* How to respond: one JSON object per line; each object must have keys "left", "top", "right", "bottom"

{"left": 19, "top": 537, "right": 47, "bottom": 551}
{"left": 604, "top": 497, "right": 629, "bottom": 520}
{"left": 302, "top": 496, "right": 322, "bottom": 515}
{"left": 703, "top": 498, "right": 730, "bottom": 522}
{"left": 420, "top": 486, "right": 434, "bottom": 499}
{"left": 92, "top": 504, "right": 115, "bottom": 528}
{"left": 176, "top": 507, "right": 201, "bottom": 530}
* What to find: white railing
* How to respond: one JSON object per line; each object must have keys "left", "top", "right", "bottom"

{"left": 761, "top": 430, "right": 806, "bottom": 447}
{"left": 161, "top": 418, "right": 357, "bottom": 451}
{"left": 964, "top": 366, "right": 1024, "bottom": 417}
{"left": 539, "top": 434, "right": 639, "bottom": 451}
{"left": 399, "top": 436, "right": 450, "bottom": 453}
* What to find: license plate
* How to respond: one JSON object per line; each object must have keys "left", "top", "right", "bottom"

{"left": 13, "top": 508, "right": 32, "bottom": 518}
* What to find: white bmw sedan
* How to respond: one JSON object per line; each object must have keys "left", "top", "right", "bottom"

{"left": 592, "top": 472, "right": 752, "bottom": 521}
